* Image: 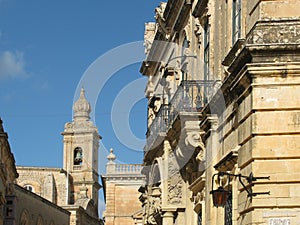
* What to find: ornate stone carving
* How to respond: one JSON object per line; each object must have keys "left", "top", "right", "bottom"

{"left": 193, "top": 190, "right": 205, "bottom": 204}
{"left": 167, "top": 172, "right": 183, "bottom": 205}
{"left": 147, "top": 186, "right": 162, "bottom": 225}
{"left": 185, "top": 131, "right": 202, "bottom": 149}
{"left": 167, "top": 152, "right": 183, "bottom": 205}
{"left": 194, "top": 18, "right": 202, "bottom": 47}
{"left": 247, "top": 20, "right": 300, "bottom": 45}
{"left": 184, "top": 130, "right": 206, "bottom": 164}
{"left": 196, "top": 148, "right": 205, "bottom": 162}
{"left": 144, "top": 23, "right": 157, "bottom": 55}
{"left": 155, "top": 2, "right": 170, "bottom": 39}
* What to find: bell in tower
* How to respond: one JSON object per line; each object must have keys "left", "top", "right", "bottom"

{"left": 61, "top": 87, "right": 102, "bottom": 211}
{"left": 74, "top": 147, "right": 83, "bottom": 165}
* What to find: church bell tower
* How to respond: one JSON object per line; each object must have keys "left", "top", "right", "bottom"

{"left": 61, "top": 88, "right": 101, "bottom": 208}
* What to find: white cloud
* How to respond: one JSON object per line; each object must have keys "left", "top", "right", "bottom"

{"left": 0, "top": 51, "right": 29, "bottom": 79}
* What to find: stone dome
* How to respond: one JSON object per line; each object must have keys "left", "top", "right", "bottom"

{"left": 73, "top": 88, "right": 91, "bottom": 119}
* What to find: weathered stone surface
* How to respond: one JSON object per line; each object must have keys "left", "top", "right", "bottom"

{"left": 141, "top": 0, "right": 300, "bottom": 225}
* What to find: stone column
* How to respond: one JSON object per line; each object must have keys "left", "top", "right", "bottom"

{"left": 204, "top": 115, "right": 219, "bottom": 225}
{"left": 162, "top": 211, "right": 174, "bottom": 225}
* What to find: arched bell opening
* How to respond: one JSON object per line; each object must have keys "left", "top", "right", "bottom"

{"left": 74, "top": 147, "right": 83, "bottom": 165}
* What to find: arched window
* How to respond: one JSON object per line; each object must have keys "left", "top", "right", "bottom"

{"left": 23, "top": 185, "right": 34, "bottom": 193}
{"left": 73, "top": 147, "right": 83, "bottom": 165}
{"left": 37, "top": 216, "right": 44, "bottom": 225}
{"left": 20, "top": 210, "right": 29, "bottom": 225}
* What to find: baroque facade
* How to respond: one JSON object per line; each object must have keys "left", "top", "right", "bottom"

{"left": 101, "top": 149, "right": 145, "bottom": 225}
{"left": 17, "top": 88, "right": 103, "bottom": 225}
{"left": 140, "top": 0, "right": 300, "bottom": 225}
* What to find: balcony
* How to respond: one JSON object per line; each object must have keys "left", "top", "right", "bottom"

{"left": 144, "top": 80, "right": 214, "bottom": 153}
{"left": 145, "top": 104, "right": 170, "bottom": 153}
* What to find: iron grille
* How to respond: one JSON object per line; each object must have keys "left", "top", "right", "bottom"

{"left": 198, "top": 210, "right": 202, "bottom": 225}
{"left": 224, "top": 193, "right": 232, "bottom": 225}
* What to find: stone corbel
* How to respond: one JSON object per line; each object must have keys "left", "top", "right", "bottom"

{"left": 185, "top": 131, "right": 202, "bottom": 150}
{"left": 194, "top": 18, "right": 202, "bottom": 47}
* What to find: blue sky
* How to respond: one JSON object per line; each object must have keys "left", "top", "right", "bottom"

{"left": 0, "top": 0, "right": 162, "bottom": 213}
{"left": 0, "top": 0, "right": 162, "bottom": 166}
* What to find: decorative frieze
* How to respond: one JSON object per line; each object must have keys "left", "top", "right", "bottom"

{"left": 247, "top": 20, "right": 300, "bottom": 45}
{"left": 167, "top": 152, "right": 183, "bottom": 205}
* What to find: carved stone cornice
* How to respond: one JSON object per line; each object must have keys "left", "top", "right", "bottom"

{"left": 246, "top": 19, "right": 300, "bottom": 45}
{"left": 192, "top": 0, "right": 209, "bottom": 18}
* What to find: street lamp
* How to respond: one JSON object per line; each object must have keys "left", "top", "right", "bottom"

{"left": 210, "top": 172, "right": 270, "bottom": 207}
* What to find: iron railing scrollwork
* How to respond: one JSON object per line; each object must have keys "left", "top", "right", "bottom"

{"left": 145, "top": 80, "right": 215, "bottom": 152}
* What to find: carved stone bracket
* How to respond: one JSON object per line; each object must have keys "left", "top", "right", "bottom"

{"left": 175, "top": 116, "right": 206, "bottom": 166}
{"left": 194, "top": 18, "right": 202, "bottom": 48}
{"left": 185, "top": 131, "right": 201, "bottom": 149}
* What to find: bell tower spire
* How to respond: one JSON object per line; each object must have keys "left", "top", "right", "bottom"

{"left": 73, "top": 88, "right": 91, "bottom": 120}
{"left": 61, "top": 88, "right": 101, "bottom": 210}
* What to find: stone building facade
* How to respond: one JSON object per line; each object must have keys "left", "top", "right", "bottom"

{"left": 14, "top": 184, "right": 70, "bottom": 225}
{"left": 101, "top": 149, "right": 145, "bottom": 225}
{"left": 0, "top": 118, "right": 19, "bottom": 225}
{"left": 0, "top": 118, "right": 70, "bottom": 225}
{"left": 140, "top": 0, "right": 300, "bottom": 225}
{"left": 17, "top": 88, "right": 103, "bottom": 225}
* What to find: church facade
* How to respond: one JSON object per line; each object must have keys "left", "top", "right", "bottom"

{"left": 17, "top": 88, "right": 103, "bottom": 225}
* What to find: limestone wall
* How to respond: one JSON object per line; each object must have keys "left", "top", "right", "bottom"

{"left": 14, "top": 184, "right": 70, "bottom": 225}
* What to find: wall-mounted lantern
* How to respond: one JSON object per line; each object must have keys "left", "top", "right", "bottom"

{"left": 210, "top": 172, "right": 270, "bottom": 207}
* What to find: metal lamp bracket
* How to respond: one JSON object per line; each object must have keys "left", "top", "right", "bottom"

{"left": 218, "top": 172, "right": 270, "bottom": 199}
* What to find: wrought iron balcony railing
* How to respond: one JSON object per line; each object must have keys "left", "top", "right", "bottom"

{"left": 144, "top": 80, "right": 214, "bottom": 153}
{"left": 168, "top": 80, "right": 214, "bottom": 125}
{"left": 145, "top": 104, "right": 170, "bottom": 152}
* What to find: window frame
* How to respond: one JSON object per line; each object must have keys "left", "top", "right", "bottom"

{"left": 23, "top": 185, "right": 34, "bottom": 192}
{"left": 232, "top": 0, "right": 242, "bottom": 44}
{"left": 203, "top": 19, "right": 210, "bottom": 81}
